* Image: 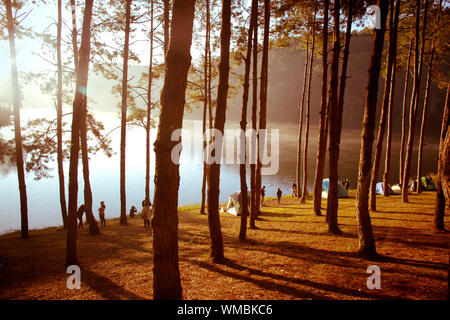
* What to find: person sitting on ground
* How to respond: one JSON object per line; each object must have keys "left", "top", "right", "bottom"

{"left": 260, "top": 186, "right": 266, "bottom": 207}
{"left": 77, "top": 204, "right": 86, "bottom": 229}
{"left": 276, "top": 188, "right": 282, "bottom": 204}
{"left": 291, "top": 183, "right": 297, "bottom": 197}
{"left": 141, "top": 198, "right": 151, "bottom": 229}
{"left": 98, "top": 201, "right": 106, "bottom": 227}
{"left": 129, "top": 205, "right": 137, "bottom": 218}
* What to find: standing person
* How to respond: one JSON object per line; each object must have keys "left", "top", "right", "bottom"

{"left": 77, "top": 204, "right": 85, "bottom": 228}
{"left": 276, "top": 188, "right": 282, "bottom": 204}
{"left": 291, "top": 183, "right": 297, "bottom": 197}
{"left": 98, "top": 201, "right": 106, "bottom": 227}
{"left": 260, "top": 186, "right": 266, "bottom": 207}
{"left": 129, "top": 205, "right": 137, "bottom": 218}
{"left": 141, "top": 198, "right": 151, "bottom": 229}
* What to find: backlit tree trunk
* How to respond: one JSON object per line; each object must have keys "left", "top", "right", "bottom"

{"left": 5, "top": 0, "right": 28, "bottom": 239}
{"left": 146, "top": 0, "right": 154, "bottom": 201}
{"left": 152, "top": 0, "right": 196, "bottom": 299}
{"left": 57, "top": 0, "right": 68, "bottom": 228}
{"left": 369, "top": 0, "right": 398, "bottom": 211}
{"left": 250, "top": 23, "right": 258, "bottom": 229}
{"left": 312, "top": 0, "right": 329, "bottom": 216}
{"left": 163, "top": 0, "right": 170, "bottom": 58}
{"left": 355, "top": 0, "right": 388, "bottom": 258}
{"left": 120, "top": 0, "right": 132, "bottom": 225}
{"left": 206, "top": 0, "right": 232, "bottom": 262}
{"left": 66, "top": 0, "right": 95, "bottom": 266}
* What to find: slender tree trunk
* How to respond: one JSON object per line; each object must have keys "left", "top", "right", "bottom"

{"left": 56, "top": 0, "right": 68, "bottom": 229}
{"left": 402, "top": 0, "right": 429, "bottom": 202}
{"left": 255, "top": 0, "right": 270, "bottom": 218}
{"left": 355, "top": 0, "right": 388, "bottom": 258}
{"left": 399, "top": 40, "right": 412, "bottom": 185}
{"left": 301, "top": 3, "right": 318, "bottom": 204}
{"left": 201, "top": 0, "right": 210, "bottom": 215}
{"left": 250, "top": 23, "right": 258, "bottom": 229}
{"left": 417, "top": 0, "right": 441, "bottom": 193}
{"left": 152, "top": 0, "right": 196, "bottom": 300}
{"left": 163, "top": 0, "right": 170, "bottom": 59}
{"left": 239, "top": 0, "right": 258, "bottom": 241}
{"left": 120, "top": 0, "right": 132, "bottom": 225}
{"left": 369, "top": 0, "right": 397, "bottom": 211}
{"left": 433, "top": 82, "right": 449, "bottom": 232}
{"left": 70, "top": 0, "right": 79, "bottom": 72}
{"left": 5, "top": 0, "right": 28, "bottom": 239}
{"left": 312, "top": 0, "right": 329, "bottom": 216}
{"left": 146, "top": 0, "right": 154, "bottom": 202}
{"left": 297, "top": 38, "right": 310, "bottom": 199}
{"left": 206, "top": 0, "right": 232, "bottom": 262}
{"left": 326, "top": 0, "right": 342, "bottom": 233}
{"left": 66, "top": 0, "right": 95, "bottom": 266}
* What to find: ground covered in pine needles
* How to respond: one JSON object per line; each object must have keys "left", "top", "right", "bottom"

{"left": 0, "top": 191, "right": 448, "bottom": 300}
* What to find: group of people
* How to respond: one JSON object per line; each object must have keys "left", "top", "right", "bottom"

{"left": 259, "top": 186, "right": 284, "bottom": 206}
{"left": 76, "top": 198, "right": 153, "bottom": 230}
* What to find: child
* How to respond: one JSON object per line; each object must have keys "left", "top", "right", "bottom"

{"left": 141, "top": 198, "right": 151, "bottom": 229}
{"left": 276, "top": 188, "right": 282, "bottom": 204}
{"left": 98, "top": 201, "right": 106, "bottom": 227}
{"left": 129, "top": 205, "right": 137, "bottom": 218}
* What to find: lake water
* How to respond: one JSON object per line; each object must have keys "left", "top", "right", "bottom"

{"left": 0, "top": 109, "right": 440, "bottom": 234}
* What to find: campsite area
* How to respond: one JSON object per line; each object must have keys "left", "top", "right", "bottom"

{"left": 0, "top": 191, "right": 448, "bottom": 300}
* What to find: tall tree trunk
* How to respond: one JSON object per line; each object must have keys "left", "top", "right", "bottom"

{"left": 325, "top": 0, "right": 342, "bottom": 233}
{"left": 206, "top": 0, "right": 232, "bottom": 262}
{"left": 402, "top": 0, "right": 429, "bottom": 202}
{"left": 250, "top": 23, "right": 258, "bottom": 229}
{"left": 255, "top": 0, "right": 270, "bottom": 217}
{"left": 57, "top": 0, "right": 68, "bottom": 229}
{"left": 120, "top": 0, "right": 132, "bottom": 225}
{"left": 355, "top": 0, "right": 388, "bottom": 258}
{"left": 417, "top": 0, "right": 441, "bottom": 193}
{"left": 383, "top": 0, "right": 402, "bottom": 197}
{"left": 301, "top": 3, "right": 318, "bottom": 204}
{"left": 152, "top": 0, "right": 196, "bottom": 300}
{"left": 239, "top": 0, "right": 258, "bottom": 241}
{"left": 201, "top": 0, "right": 210, "bottom": 215}
{"left": 433, "top": 82, "right": 449, "bottom": 232}
{"left": 5, "top": 0, "right": 28, "bottom": 239}
{"left": 66, "top": 0, "right": 95, "bottom": 266}
{"left": 369, "top": 0, "right": 397, "bottom": 211}
{"left": 146, "top": 0, "right": 154, "bottom": 202}
{"left": 297, "top": 38, "right": 310, "bottom": 199}
{"left": 312, "top": 0, "right": 329, "bottom": 216}
{"left": 399, "top": 40, "right": 412, "bottom": 185}
{"left": 163, "top": 0, "right": 170, "bottom": 59}
{"left": 70, "top": 0, "right": 79, "bottom": 72}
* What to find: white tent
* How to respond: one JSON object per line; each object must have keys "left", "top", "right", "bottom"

{"left": 224, "top": 191, "right": 251, "bottom": 216}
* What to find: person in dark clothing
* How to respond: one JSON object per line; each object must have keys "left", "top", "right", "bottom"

{"left": 98, "top": 201, "right": 106, "bottom": 227}
{"left": 291, "top": 183, "right": 297, "bottom": 197}
{"left": 276, "top": 188, "right": 282, "bottom": 204}
{"left": 77, "top": 204, "right": 85, "bottom": 228}
{"left": 343, "top": 178, "right": 350, "bottom": 192}
{"left": 260, "top": 186, "right": 266, "bottom": 207}
{"left": 129, "top": 205, "right": 137, "bottom": 218}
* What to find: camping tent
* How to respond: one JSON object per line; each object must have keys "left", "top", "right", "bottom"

{"left": 420, "top": 176, "right": 437, "bottom": 191}
{"left": 321, "top": 179, "right": 348, "bottom": 199}
{"left": 224, "top": 191, "right": 251, "bottom": 216}
{"left": 375, "top": 182, "right": 396, "bottom": 195}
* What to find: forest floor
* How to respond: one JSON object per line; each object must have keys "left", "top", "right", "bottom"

{"left": 0, "top": 191, "right": 448, "bottom": 300}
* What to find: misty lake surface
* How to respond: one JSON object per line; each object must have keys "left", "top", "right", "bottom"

{"left": 0, "top": 109, "right": 440, "bottom": 234}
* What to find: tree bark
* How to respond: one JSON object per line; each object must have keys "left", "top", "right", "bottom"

{"left": 70, "top": 0, "right": 79, "bottom": 72}
{"left": 163, "top": 0, "right": 170, "bottom": 59}
{"left": 250, "top": 23, "right": 258, "bottom": 229}
{"left": 355, "top": 0, "right": 388, "bottom": 258}
{"left": 206, "top": 0, "right": 232, "bottom": 262}
{"left": 120, "top": 0, "right": 132, "bottom": 225}
{"left": 146, "top": 0, "right": 154, "bottom": 202}
{"left": 239, "top": 0, "right": 258, "bottom": 241}
{"left": 402, "top": 0, "right": 429, "bottom": 202}
{"left": 66, "top": 0, "right": 95, "bottom": 266}
{"left": 5, "top": 0, "right": 28, "bottom": 239}
{"left": 433, "top": 82, "right": 449, "bottom": 232}
{"left": 57, "top": 0, "right": 68, "bottom": 229}
{"left": 301, "top": 3, "right": 318, "bottom": 204}
{"left": 312, "top": 0, "right": 329, "bottom": 216}
{"left": 399, "top": 40, "right": 412, "bottom": 185}
{"left": 369, "top": 0, "right": 398, "bottom": 211}
{"left": 152, "top": 0, "right": 196, "bottom": 300}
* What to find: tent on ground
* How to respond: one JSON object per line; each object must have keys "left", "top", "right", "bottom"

{"left": 223, "top": 191, "right": 251, "bottom": 216}
{"left": 375, "top": 182, "right": 396, "bottom": 195}
{"left": 420, "top": 176, "right": 436, "bottom": 191}
{"left": 321, "top": 178, "right": 348, "bottom": 199}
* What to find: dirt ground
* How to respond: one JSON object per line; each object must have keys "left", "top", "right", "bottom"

{"left": 0, "top": 191, "right": 448, "bottom": 300}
